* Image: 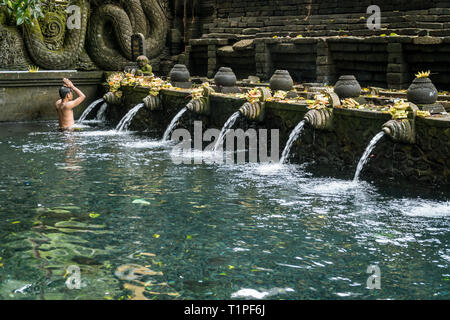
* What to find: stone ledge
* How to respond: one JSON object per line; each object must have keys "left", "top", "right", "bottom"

{"left": 0, "top": 71, "right": 104, "bottom": 87}
{"left": 333, "top": 107, "right": 392, "bottom": 120}
{"left": 190, "top": 38, "right": 229, "bottom": 45}
{"left": 416, "top": 115, "right": 450, "bottom": 128}
{"left": 266, "top": 101, "right": 309, "bottom": 112}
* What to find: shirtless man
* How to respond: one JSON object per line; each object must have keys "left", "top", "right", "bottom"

{"left": 55, "top": 78, "right": 86, "bottom": 129}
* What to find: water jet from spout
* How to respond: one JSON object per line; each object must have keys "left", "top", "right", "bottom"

{"left": 279, "top": 120, "right": 306, "bottom": 164}
{"left": 78, "top": 98, "right": 104, "bottom": 123}
{"left": 115, "top": 103, "right": 145, "bottom": 132}
{"left": 353, "top": 131, "right": 385, "bottom": 182}
{"left": 212, "top": 111, "right": 242, "bottom": 151}
{"left": 162, "top": 107, "right": 188, "bottom": 142}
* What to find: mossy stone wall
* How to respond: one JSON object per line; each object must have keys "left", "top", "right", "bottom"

{"left": 107, "top": 87, "right": 449, "bottom": 185}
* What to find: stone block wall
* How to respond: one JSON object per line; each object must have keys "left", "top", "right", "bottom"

{"left": 268, "top": 40, "right": 317, "bottom": 82}
{"left": 185, "top": 1, "right": 450, "bottom": 89}
{"left": 403, "top": 39, "right": 450, "bottom": 89}
{"left": 202, "top": 3, "right": 450, "bottom": 37}
{"left": 214, "top": 0, "right": 442, "bottom": 19}
{"left": 328, "top": 38, "right": 389, "bottom": 87}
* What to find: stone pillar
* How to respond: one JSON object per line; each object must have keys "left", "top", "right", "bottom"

{"left": 387, "top": 42, "right": 409, "bottom": 90}
{"left": 170, "top": 28, "right": 183, "bottom": 56}
{"left": 180, "top": 45, "right": 191, "bottom": 70}
{"left": 316, "top": 38, "right": 335, "bottom": 85}
{"left": 207, "top": 44, "right": 217, "bottom": 78}
{"left": 254, "top": 39, "right": 272, "bottom": 80}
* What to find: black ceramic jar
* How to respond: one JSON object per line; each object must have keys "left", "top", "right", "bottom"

{"left": 270, "top": 70, "right": 294, "bottom": 91}
{"left": 333, "top": 75, "right": 361, "bottom": 99}
{"left": 169, "top": 64, "right": 190, "bottom": 83}
{"left": 214, "top": 67, "right": 237, "bottom": 87}
{"left": 406, "top": 77, "right": 438, "bottom": 105}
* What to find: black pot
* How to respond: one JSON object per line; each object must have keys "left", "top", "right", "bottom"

{"left": 270, "top": 70, "right": 294, "bottom": 91}
{"left": 407, "top": 77, "right": 438, "bottom": 105}
{"left": 214, "top": 67, "right": 237, "bottom": 87}
{"left": 333, "top": 75, "right": 361, "bottom": 99}
{"left": 169, "top": 64, "right": 190, "bottom": 83}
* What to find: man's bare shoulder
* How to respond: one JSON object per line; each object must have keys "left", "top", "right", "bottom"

{"left": 56, "top": 99, "right": 62, "bottom": 108}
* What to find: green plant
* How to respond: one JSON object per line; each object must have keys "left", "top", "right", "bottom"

{"left": 0, "top": 0, "right": 44, "bottom": 26}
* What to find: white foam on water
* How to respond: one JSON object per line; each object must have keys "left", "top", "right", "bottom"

{"left": 76, "top": 130, "right": 130, "bottom": 137}
{"left": 120, "top": 140, "right": 165, "bottom": 149}
{"left": 400, "top": 200, "right": 450, "bottom": 218}
{"left": 231, "top": 287, "right": 294, "bottom": 299}
{"left": 71, "top": 123, "right": 91, "bottom": 129}
{"left": 255, "top": 163, "right": 285, "bottom": 175}
{"left": 305, "top": 180, "right": 360, "bottom": 195}
{"left": 169, "top": 147, "right": 224, "bottom": 164}
{"left": 77, "top": 120, "right": 103, "bottom": 124}
{"left": 56, "top": 165, "right": 83, "bottom": 171}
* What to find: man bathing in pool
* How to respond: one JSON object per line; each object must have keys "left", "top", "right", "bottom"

{"left": 55, "top": 78, "right": 86, "bottom": 129}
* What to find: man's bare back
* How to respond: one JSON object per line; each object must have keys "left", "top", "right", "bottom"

{"left": 56, "top": 78, "right": 86, "bottom": 129}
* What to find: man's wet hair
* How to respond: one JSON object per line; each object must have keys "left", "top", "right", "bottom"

{"left": 59, "top": 86, "right": 72, "bottom": 99}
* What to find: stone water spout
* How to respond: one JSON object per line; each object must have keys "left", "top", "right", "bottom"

{"left": 239, "top": 88, "right": 272, "bottom": 122}
{"left": 186, "top": 98, "right": 210, "bottom": 115}
{"left": 103, "top": 92, "right": 122, "bottom": 105}
{"left": 382, "top": 119, "right": 415, "bottom": 144}
{"left": 143, "top": 94, "right": 162, "bottom": 111}
{"left": 304, "top": 108, "right": 334, "bottom": 131}
{"left": 186, "top": 85, "right": 215, "bottom": 115}
{"left": 279, "top": 90, "right": 338, "bottom": 163}
{"left": 382, "top": 103, "right": 418, "bottom": 144}
{"left": 239, "top": 102, "right": 265, "bottom": 122}
{"left": 303, "top": 89, "right": 339, "bottom": 130}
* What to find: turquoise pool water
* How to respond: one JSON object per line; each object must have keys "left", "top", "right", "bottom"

{"left": 0, "top": 121, "right": 448, "bottom": 300}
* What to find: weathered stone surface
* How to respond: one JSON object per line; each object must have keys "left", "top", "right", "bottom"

{"left": 232, "top": 39, "right": 255, "bottom": 51}
{"left": 0, "top": 71, "right": 104, "bottom": 122}
{"left": 413, "top": 36, "right": 443, "bottom": 44}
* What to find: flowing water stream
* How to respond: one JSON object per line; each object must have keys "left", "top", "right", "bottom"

{"left": 115, "top": 103, "right": 145, "bottom": 132}
{"left": 162, "top": 107, "right": 188, "bottom": 142}
{"left": 213, "top": 111, "right": 242, "bottom": 151}
{"left": 95, "top": 102, "right": 108, "bottom": 121}
{"left": 280, "top": 120, "right": 306, "bottom": 164}
{"left": 77, "top": 98, "right": 104, "bottom": 123}
{"left": 353, "top": 132, "right": 385, "bottom": 182}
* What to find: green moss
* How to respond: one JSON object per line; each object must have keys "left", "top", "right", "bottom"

{"left": 0, "top": 7, "right": 7, "bottom": 25}
{"left": 444, "top": 128, "right": 450, "bottom": 138}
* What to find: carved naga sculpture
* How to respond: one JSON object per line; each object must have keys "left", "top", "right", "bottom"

{"left": 87, "top": 0, "right": 168, "bottom": 70}
{"left": 23, "top": 0, "right": 89, "bottom": 70}
{"left": 21, "top": 0, "right": 168, "bottom": 71}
